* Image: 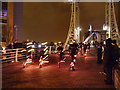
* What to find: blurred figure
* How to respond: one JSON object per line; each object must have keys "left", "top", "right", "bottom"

{"left": 13, "top": 40, "right": 18, "bottom": 49}
{"left": 79, "top": 42, "right": 83, "bottom": 54}
{"left": 87, "top": 42, "right": 90, "bottom": 51}
{"left": 57, "top": 44, "right": 64, "bottom": 62}
{"left": 103, "top": 38, "right": 116, "bottom": 85}
{"left": 7, "top": 43, "right": 14, "bottom": 49}
{"left": 97, "top": 43, "right": 102, "bottom": 64}
{"left": 112, "top": 40, "right": 119, "bottom": 66}
{"left": 83, "top": 43, "right": 87, "bottom": 56}
{"left": 69, "top": 40, "right": 79, "bottom": 60}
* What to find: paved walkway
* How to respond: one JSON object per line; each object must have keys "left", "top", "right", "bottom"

{"left": 2, "top": 47, "right": 115, "bottom": 88}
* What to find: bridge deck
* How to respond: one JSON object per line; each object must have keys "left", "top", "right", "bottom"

{"left": 2, "top": 47, "right": 115, "bottom": 88}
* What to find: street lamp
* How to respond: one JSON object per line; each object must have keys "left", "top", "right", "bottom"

{"left": 76, "top": 27, "right": 82, "bottom": 42}
{"left": 103, "top": 24, "right": 111, "bottom": 38}
{"left": 88, "top": 24, "right": 92, "bottom": 32}
{"left": 103, "top": 24, "right": 108, "bottom": 31}
{"left": 13, "top": 24, "right": 18, "bottom": 40}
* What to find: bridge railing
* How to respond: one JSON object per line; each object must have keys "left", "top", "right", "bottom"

{"left": 0, "top": 46, "right": 60, "bottom": 64}
{"left": 48, "top": 46, "right": 58, "bottom": 54}
{"left": 0, "top": 48, "right": 27, "bottom": 64}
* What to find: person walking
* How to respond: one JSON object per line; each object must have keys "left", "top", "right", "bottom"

{"left": 79, "top": 42, "right": 83, "bottom": 55}
{"left": 97, "top": 43, "right": 102, "bottom": 64}
{"left": 103, "top": 38, "right": 116, "bottom": 85}
{"left": 83, "top": 43, "right": 87, "bottom": 56}
{"left": 69, "top": 41, "right": 79, "bottom": 61}
{"left": 87, "top": 42, "right": 90, "bottom": 51}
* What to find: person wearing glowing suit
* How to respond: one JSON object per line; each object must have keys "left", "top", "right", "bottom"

{"left": 57, "top": 44, "right": 64, "bottom": 62}
{"left": 69, "top": 41, "right": 79, "bottom": 61}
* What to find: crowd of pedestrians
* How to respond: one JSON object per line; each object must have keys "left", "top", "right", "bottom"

{"left": 57, "top": 40, "right": 92, "bottom": 62}
{"left": 7, "top": 40, "right": 18, "bottom": 49}
{"left": 97, "top": 38, "right": 120, "bottom": 85}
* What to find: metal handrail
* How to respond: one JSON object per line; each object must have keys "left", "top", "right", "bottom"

{"left": 0, "top": 48, "right": 27, "bottom": 63}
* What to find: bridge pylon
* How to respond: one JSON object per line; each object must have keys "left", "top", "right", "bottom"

{"left": 64, "top": 0, "right": 80, "bottom": 49}
{"left": 105, "top": 0, "right": 120, "bottom": 43}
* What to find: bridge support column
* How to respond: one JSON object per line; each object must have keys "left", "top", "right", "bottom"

{"left": 6, "top": 2, "right": 14, "bottom": 45}
{"left": 97, "top": 33, "right": 101, "bottom": 43}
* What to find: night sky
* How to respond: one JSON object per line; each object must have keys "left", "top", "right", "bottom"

{"left": 22, "top": 2, "right": 113, "bottom": 43}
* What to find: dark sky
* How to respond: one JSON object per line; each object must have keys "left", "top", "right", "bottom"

{"left": 22, "top": 2, "right": 106, "bottom": 42}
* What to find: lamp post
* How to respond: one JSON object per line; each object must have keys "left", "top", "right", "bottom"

{"left": 75, "top": 27, "right": 82, "bottom": 43}
{"left": 14, "top": 25, "right": 18, "bottom": 40}
{"left": 77, "top": 27, "right": 82, "bottom": 42}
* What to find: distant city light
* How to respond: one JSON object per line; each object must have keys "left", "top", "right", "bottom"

{"left": 103, "top": 24, "right": 108, "bottom": 30}
{"left": 0, "top": 10, "right": 7, "bottom": 17}
{"left": 88, "top": 25, "right": 92, "bottom": 31}
{"left": 68, "top": 0, "right": 73, "bottom": 2}
{"left": 32, "top": 45, "right": 35, "bottom": 48}
{"left": 54, "top": 42, "right": 57, "bottom": 45}
{"left": 2, "top": 47, "right": 6, "bottom": 50}
{"left": 77, "top": 27, "right": 82, "bottom": 31}
{"left": 58, "top": 42, "right": 61, "bottom": 43}
{"left": 38, "top": 45, "right": 41, "bottom": 48}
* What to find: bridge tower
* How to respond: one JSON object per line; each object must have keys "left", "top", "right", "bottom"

{"left": 105, "top": 0, "right": 120, "bottom": 42}
{"left": 64, "top": 0, "right": 80, "bottom": 48}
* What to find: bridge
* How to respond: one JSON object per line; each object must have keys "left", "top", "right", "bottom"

{"left": 1, "top": 0, "right": 120, "bottom": 89}
{"left": 2, "top": 47, "right": 115, "bottom": 88}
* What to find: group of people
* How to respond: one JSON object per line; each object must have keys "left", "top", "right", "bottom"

{"left": 57, "top": 41, "right": 91, "bottom": 62}
{"left": 79, "top": 42, "right": 90, "bottom": 55}
{"left": 7, "top": 40, "right": 18, "bottom": 49}
{"left": 97, "top": 38, "right": 120, "bottom": 85}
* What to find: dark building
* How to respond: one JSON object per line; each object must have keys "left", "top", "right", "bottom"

{"left": 118, "top": 1, "right": 120, "bottom": 32}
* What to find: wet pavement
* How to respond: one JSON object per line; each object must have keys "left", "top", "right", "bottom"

{"left": 2, "top": 47, "right": 115, "bottom": 88}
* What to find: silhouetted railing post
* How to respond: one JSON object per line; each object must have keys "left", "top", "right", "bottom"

{"left": 49, "top": 46, "right": 52, "bottom": 54}
{"left": 15, "top": 49, "right": 18, "bottom": 62}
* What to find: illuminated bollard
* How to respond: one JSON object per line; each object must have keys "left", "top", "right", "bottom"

{"left": 15, "top": 49, "right": 18, "bottom": 62}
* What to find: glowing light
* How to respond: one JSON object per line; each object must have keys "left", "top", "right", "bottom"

{"left": 28, "top": 49, "right": 34, "bottom": 52}
{"left": 54, "top": 42, "right": 57, "bottom": 45}
{"left": 119, "top": 45, "right": 120, "bottom": 48}
{"left": 77, "top": 27, "right": 82, "bottom": 31}
{"left": 70, "top": 62, "right": 74, "bottom": 67}
{"left": 27, "top": 45, "right": 32, "bottom": 48}
{"left": 38, "top": 45, "right": 41, "bottom": 48}
{"left": 32, "top": 45, "right": 35, "bottom": 48}
{"left": 88, "top": 25, "right": 92, "bottom": 31}
{"left": 39, "top": 55, "right": 49, "bottom": 66}
{"left": 24, "top": 58, "right": 32, "bottom": 67}
{"left": 27, "top": 42, "right": 32, "bottom": 45}
{"left": 2, "top": 47, "right": 6, "bottom": 50}
{"left": 74, "top": 55, "right": 77, "bottom": 57}
{"left": 58, "top": 42, "right": 61, "bottom": 43}
{"left": 68, "top": 0, "right": 73, "bottom": 2}
{"left": 103, "top": 24, "right": 108, "bottom": 30}
{"left": 42, "top": 42, "right": 48, "bottom": 45}
{"left": 83, "top": 32, "right": 95, "bottom": 43}
{"left": 21, "top": 49, "right": 27, "bottom": 52}
{"left": 0, "top": 10, "right": 7, "bottom": 17}
{"left": 73, "top": 59, "right": 76, "bottom": 62}
{"left": 44, "top": 47, "right": 48, "bottom": 51}
{"left": 44, "top": 50, "right": 48, "bottom": 55}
